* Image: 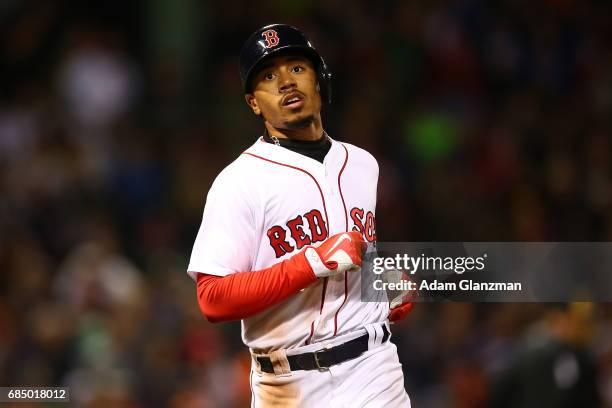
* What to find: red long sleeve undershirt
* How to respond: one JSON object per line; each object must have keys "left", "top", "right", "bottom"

{"left": 195, "top": 252, "right": 318, "bottom": 323}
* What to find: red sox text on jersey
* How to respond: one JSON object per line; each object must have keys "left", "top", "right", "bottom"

{"left": 267, "top": 208, "right": 376, "bottom": 258}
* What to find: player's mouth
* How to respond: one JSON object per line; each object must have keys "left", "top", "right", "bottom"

{"left": 281, "top": 92, "right": 305, "bottom": 109}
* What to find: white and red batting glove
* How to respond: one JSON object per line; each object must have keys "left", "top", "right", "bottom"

{"left": 389, "top": 298, "right": 414, "bottom": 323}
{"left": 304, "top": 231, "right": 366, "bottom": 278}
{"left": 387, "top": 269, "right": 415, "bottom": 324}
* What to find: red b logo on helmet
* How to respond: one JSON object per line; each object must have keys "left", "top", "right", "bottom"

{"left": 262, "top": 29, "right": 280, "bottom": 48}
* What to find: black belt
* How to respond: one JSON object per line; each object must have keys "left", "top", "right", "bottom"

{"left": 257, "top": 324, "right": 390, "bottom": 373}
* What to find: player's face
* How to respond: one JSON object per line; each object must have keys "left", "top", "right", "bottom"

{"left": 245, "top": 55, "right": 322, "bottom": 130}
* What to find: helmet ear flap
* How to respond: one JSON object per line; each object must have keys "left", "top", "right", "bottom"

{"left": 314, "top": 55, "right": 332, "bottom": 104}
{"left": 319, "top": 69, "right": 332, "bottom": 104}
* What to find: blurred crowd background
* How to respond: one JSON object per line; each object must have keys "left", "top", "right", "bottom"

{"left": 1, "top": 0, "right": 612, "bottom": 406}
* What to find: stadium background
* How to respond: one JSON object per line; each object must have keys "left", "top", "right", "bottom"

{"left": 1, "top": 0, "right": 611, "bottom": 406}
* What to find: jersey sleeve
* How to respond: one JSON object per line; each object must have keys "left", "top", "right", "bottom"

{"left": 195, "top": 249, "right": 317, "bottom": 323}
{"left": 187, "top": 167, "right": 257, "bottom": 280}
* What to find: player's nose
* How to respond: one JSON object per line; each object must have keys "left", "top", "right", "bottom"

{"left": 278, "top": 69, "right": 297, "bottom": 93}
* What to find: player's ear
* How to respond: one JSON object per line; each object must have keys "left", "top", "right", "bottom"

{"left": 245, "top": 94, "right": 261, "bottom": 116}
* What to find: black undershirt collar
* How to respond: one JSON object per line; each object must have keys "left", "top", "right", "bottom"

{"left": 263, "top": 131, "right": 332, "bottom": 163}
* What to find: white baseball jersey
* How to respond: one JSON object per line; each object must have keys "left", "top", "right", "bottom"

{"left": 188, "top": 136, "right": 389, "bottom": 353}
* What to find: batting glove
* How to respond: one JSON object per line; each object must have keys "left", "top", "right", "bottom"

{"left": 387, "top": 270, "right": 415, "bottom": 324}
{"left": 389, "top": 300, "right": 414, "bottom": 323}
{"left": 304, "top": 231, "right": 366, "bottom": 278}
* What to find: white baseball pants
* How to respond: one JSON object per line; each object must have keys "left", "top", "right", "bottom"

{"left": 249, "top": 323, "right": 411, "bottom": 407}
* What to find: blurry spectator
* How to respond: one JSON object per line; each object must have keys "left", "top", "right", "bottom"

{"left": 58, "top": 26, "right": 137, "bottom": 132}
{"left": 54, "top": 219, "right": 143, "bottom": 310}
{"left": 491, "top": 303, "right": 600, "bottom": 408}
{"left": 57, "top": 25, "right": 140, "bottom": 182}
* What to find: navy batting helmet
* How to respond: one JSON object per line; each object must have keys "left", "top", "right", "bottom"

{"left": 239, "top": 24, "right": 332, "bottom": 104}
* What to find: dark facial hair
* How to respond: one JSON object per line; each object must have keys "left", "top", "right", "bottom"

{"left": 283, "top": 114, "right": 315, "bottom": 130}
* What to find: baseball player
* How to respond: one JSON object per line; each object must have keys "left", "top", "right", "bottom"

{"left": 188, "top": 24, "right": 413, "bottom": 407}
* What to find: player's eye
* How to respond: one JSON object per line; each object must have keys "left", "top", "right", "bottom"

{"left": 292, "top": 65, "right": 305, "bottom": 73}
{"left": 263, "top": 72, "right": 275, "bottom": 80}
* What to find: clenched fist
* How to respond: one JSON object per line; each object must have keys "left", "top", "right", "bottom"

{"left": 304, "top": 231, "right": 366, "bottom": 278}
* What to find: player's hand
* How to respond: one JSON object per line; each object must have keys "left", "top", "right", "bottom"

{"left": 387, "top": 270, "right": 415, "bottom": 324}
{"left": 304, "top": 231, "right": 366, "bottom": 278}
{"left": 389, "top": 299, "right": 414, "bottom": 324}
